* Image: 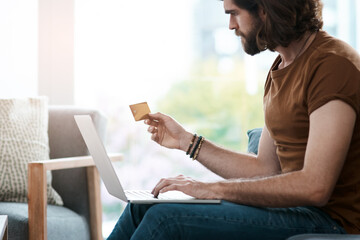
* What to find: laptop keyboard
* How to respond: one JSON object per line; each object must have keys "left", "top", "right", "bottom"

{"left": 125, "top": 190, "right": 194, "bottom": 200}
{"left": 125, "top": 190, "right": 157, "bottom": 200}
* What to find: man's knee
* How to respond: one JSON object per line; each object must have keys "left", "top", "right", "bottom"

{"left": 127, "top": 204, "right": 186, "bottom": 239}
{"left": 143, "top": 204, "right": 180, "bottom": 221}
{"left": 127, "top": 203, "right": 155, "bottom": 226}
{"left": 140, "top": 204, "right": 185, "bottom": 237}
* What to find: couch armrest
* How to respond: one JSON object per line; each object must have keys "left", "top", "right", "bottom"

{"left": 33, "top": 153, "right": 123, "bottom": 170}
{"left": 28, "top": 154, "right": 123, "bottom": 240}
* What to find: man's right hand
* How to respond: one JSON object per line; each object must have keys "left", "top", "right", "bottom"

{"left": 145, "top": 112, "right": 193, "bottom": 151}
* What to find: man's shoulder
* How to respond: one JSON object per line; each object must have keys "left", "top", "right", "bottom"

{"left": 309, "top": 31, "right": 360, "bottom": 71}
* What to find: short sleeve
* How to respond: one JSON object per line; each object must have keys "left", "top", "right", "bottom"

{"left": 307, "top": 54, "right": 360, "bottom": 115}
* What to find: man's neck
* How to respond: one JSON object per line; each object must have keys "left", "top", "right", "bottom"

{"left": 275, "top": 31, "right": 317, "bottom": 69}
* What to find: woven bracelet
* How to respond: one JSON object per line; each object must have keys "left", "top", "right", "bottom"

{"left": 193, "top": 137, "right": 205, "bottom": 160}
{"left": 190, "top": 136, "right": 203, "bottom": 159}
{"left": 186, "top": 134, "right": 197, "bottom": 155}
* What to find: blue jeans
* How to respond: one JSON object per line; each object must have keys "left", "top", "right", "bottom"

{"left": 107, "top": 201, "right": 346, "bottom": 240}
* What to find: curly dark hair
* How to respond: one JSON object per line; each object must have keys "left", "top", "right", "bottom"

{"left": 224, "top": 0, "right": 323, "bottom": 51}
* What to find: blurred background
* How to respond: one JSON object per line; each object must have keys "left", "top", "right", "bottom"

{"left": 0, "top": 0, "right": 359, "bottom": 237}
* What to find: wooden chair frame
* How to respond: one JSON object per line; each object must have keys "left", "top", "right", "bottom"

{"left": 28, "top": 154, "right": 122, "bottom": 240}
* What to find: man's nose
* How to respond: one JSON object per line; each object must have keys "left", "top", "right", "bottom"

{"left": 229, "top": 16, "right": 238, "bottom": 30}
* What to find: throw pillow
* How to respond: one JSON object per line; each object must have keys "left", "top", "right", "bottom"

{"left": 0, "top": 97, "right": 63, "bottom": 205}
{"left": 247, "top": 128, "right": 263, "bottom": 154}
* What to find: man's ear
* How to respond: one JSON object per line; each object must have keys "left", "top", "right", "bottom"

{"left": 258, "top": 6, "right": 266, "bottom": 22}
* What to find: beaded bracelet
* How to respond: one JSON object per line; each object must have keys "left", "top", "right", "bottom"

{"left": 186, "top": 134, "right": 197, "bottom": 155}
{"left": 193, "top": 137, "right": 205, "bottom": 160}
{"left": 190, "top": 136, "right": 203, "bottom": 159}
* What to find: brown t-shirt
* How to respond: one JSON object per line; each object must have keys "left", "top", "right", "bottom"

{"left": 264, "top": 31, "right": 360, "bottom": 233}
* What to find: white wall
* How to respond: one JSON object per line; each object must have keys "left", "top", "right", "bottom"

{"left": 0, "top": 0, "right": 75, "bottom": 105}
{"left": 38, "top": 0, "right": 74, "bottom": 105}
{"left": 0, "top": 0, "right": 38, "bottom": 98}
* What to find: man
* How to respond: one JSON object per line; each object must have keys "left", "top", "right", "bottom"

{"left": 108, "top": 0, "right": 360, "bottom": 239}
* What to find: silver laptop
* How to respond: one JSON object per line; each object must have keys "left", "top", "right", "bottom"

{"left": 74, "top": 115, "right": 221, "bottom": 204}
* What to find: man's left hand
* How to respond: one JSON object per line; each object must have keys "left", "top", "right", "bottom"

{"left": 151, "top": 175, "right": 219, "bottom": 199}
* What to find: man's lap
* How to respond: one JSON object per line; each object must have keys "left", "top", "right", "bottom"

{"left": 108, "top": 201, "right": 345, "bottom": 240}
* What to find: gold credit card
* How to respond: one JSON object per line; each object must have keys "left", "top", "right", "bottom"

{"left": 129, "top": 102, "right": 151, "bottom": 121}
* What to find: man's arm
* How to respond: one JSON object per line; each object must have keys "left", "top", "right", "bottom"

{"left": 153, "top": 100, "right": 356, "bottom": 207}
{"left": 146, "top": 113, "right": 280, "bottom": 179}
{"left": 194, "top": 125, "right": 280, "bottom": 179}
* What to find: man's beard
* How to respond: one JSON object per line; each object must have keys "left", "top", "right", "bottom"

{"left": 235, "top": 18, "right": 263, "bottom": 56}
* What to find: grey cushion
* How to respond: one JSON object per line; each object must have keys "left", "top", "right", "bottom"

{"left": 247, "top": 128, "right": 262, "bottom": 154}
{"left": 0, "top": 202, "right": 89, "bottom": 240}
{"left": 287, "top": 234, "right": 360, "bottom": 240}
